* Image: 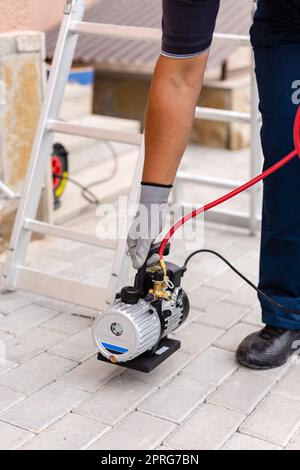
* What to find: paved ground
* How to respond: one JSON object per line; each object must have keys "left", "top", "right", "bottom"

{"left": 0, "top": 205, "right": 300, "bottom": 451}
{"left": 0, "top": 141, "right": 299, "bottom": 451}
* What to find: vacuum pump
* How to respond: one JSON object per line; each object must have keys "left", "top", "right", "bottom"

{"left": 93, "top": 244, "right": 190, "bottom": 372}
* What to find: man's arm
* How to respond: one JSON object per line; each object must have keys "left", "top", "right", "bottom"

{"left": 128, "top": 0, "right": 220, "bottom": 269}
{"left": 128, "top": 54, "right": 208, "bottom": 269}
{"left": 143, "top": 53, "right": 209, "bottom": 185}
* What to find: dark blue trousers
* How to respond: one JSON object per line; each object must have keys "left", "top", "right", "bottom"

{"left": 252, "top": 1, "right": 300, "bottom": 329}
{"left": 161, "top": 0, "right": 300, "bottom": 328}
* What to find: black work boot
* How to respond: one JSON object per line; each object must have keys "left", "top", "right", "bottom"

{"left": 236, "top": 326, "right": 300, "bottom": 370}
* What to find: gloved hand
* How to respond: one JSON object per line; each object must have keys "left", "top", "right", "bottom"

{"left": 127, "top": 183, "right": 172, "bottom": 270}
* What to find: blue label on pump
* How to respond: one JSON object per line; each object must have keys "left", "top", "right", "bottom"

{"left": 100, "top": 341, "right": 128, "bottom": 354}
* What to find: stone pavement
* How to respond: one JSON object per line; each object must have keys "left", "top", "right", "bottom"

{"left": 0, "top": 205, "right": 300, "bottom": 451}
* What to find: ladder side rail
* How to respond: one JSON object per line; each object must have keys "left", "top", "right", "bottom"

{"left": 249, "top": 2, "right": 263, "bottom": 236}
{"left": 3, "top": 0, "right": 85, "bottom": 288}
{"left": 106, "top": 138, "right": 146, "bottom": 304}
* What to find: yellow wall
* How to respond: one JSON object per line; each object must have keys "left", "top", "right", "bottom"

{"left": 0, "top": 0, "right": 97, "bottom": 33}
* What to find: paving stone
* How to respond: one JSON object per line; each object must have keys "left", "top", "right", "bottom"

{"left": 0, "top": 421, "right": 34, "bottom": 450}
{"left": 32, "top": 296, "right": 73, "bottom": 313}
{"left": 0, "top": 359, "right": 18, "bottom": 377}
{"left": 38, "top": 239, "right": 78, "bottom": 254}
{"left": 203, "top": 237, "right": 236, "bottom": 254}
{"left": 273, "top": 364, "right": 300, "bottom": 402}
{"left": 44, "top": 243, "right": 100, "bottom": 264}
{"left": 0, "top": 352, "right": 76, "bottom": 395}
{"left": 83, "top": 263, "right": 113, "bottom": 284}
{"left": 179, "top": 250, "right": 227, "bottom": 281}
{"left": 0, "top": 331, "right": 13, "bottom": 342}
{"left": 248, "top": 362, "right": 290, "bottom": 381}
{"left": 196, "top": 302, "right": 248, "bottom": 330}
{"left": 185, "top": 308, "right": 205, "bottom": 325}
{"left": 203, "top": 269, "right": 244, "bottom": 293}
{"left": 172, "top": 322, "right": 224, "bottom": 356}
{"left": 0, "top": 292, "right": 31, "bottom": 314}
{"left": 85, "top": 268, "right": 111, "bottom": 288}
{"left": 89, "top": 412, "right": 176, "bottom": 450}
{"left": 208, "top": 369, "right": 273, "bottom": 414}
{"left": 223, "top": 284, "right": 259, "bottom": 309}
{"left": 58, "top": 356, "right": 123, "bottom": 393}
{"left": 21, "top": 413, "right": 110, "bottom": 450}
{"left": 0, "top": 304, "right": 59, "bottom": 336}
{"left": 166, "top": 404, "right": 245, "bottom": 450}
{"left": 139, "top": 376, "right": 215, "bottom": 424}
{"left": 156, "top": 445, "right": 177, "bottom": 451}
{"left": 60, "top": 256, "right": 111, "bottom": 281}
{"left": 26, "top": 256, "right": 72, "bottom": 275}
{"left": 76, "top": 374, "right": 153, "bottom": 425}
{"left": 187, "top": 286, "right": 226, "bottom": 312}
{"left": 69, "top": 305, "right": 98, "bottom": 320}
{"left": 211, "top": 229, "right": 259, "bottom": 251}
{"left": 240, "top": 394, "right": 300, "bottom": 447}
{"left": 219, "top": 242, "right": 255, "bottom": 262}
{"left": 1, "top": 382, "right": 89, "bottom": 433}
{"left": 223, "top": 433, "right": 282, "bottom": 450}
{"left": 179, "top": 264, "right": 223, "bottom": 291}
{"left": 43, "top": 310, "right": 93, "bottom": 336}
{"left": 181, "top": 346, "right": 238, "bottom": 386}
{"left": 287, "top": 430, "right": 300, "bottom": 450}
{"left": 123, "top": 350, "right": 192, "bottom": 388}
{"left": 49, "top": 328, "right": 96, "bottom": 363}
{"left": 214, "top": 323, "right": 258, "bottom": 352}
{"left": 242, "top": 305, "right": 264, "bottom": 327}
{"left": 235, "top": 253, "right": 260, "bottom": 277}
{"left": 5, "top": 327, "right": 67, "bottom": 364}
{"left": 0, "top": 385, "right": 25, "bottom": 414}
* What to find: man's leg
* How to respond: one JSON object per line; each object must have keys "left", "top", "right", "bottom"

{"left": 237, "top": 0, "right": 300, "bottom": 369}
{"left": 258, "top": 46, "right": 300, "bottom": 329}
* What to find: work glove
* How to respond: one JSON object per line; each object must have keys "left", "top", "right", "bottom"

{"left": 127, "top": 183, "right": 172, "bottom": 270}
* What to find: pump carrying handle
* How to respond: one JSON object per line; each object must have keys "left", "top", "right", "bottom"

{"left": 135, "top": 242, "right": 171, "bottom": 294}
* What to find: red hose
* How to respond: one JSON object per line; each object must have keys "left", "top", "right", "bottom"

{"left": 159, "top": 106, "right": 300, "bottom": 260}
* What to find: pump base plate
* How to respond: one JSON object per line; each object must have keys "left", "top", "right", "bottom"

{"left": 97, "top": 337, "right": 181, "bottom": 373}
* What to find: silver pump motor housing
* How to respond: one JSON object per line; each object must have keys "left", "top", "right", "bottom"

{"left": 93, "top": 286, "right": 189, "bottom": 364}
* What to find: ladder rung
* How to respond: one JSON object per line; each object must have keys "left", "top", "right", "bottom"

{"left": 180, "top": 202, "right": 261, "bottom": 229}
{"left": 195, "top": 107, "right": 251, "bottom": 124}
{"left": 24, "top": 219, "right": 118, "bottom": 250}
{"left": 71, "top": 22, "right": 162, "bottom": 42}
{"left": 15, "top": 266, "right": 107, "bottom": 310}
{"left": 47, "top": 119, "right": 143, "bottom": 145}
{"left": 0, "top": 181, "right": 20, "bottom": 200}
{"left": 176, "top": 172, "right": 245, "bottom": 190}
{"left": 71, "top": 22, "right": 250, "bottom": 46}
{"left": 214, "top": 32, "right": 250, "bottom": 46}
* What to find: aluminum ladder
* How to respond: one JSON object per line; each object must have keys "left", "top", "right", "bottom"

{"left": 2, "top": 0, "right": 260, "bottom": 310}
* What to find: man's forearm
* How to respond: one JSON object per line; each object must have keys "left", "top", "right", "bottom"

{"left": 142, "top": 53, "right": 209, "bottom": 186}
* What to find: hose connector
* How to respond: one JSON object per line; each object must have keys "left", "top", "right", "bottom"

{"left": 159, "top": 258, "right": 168, "bottom": 280}
{"left": 148, "top": 260, "right": 172, "bottom": 300}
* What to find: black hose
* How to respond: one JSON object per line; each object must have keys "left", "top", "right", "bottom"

{"left": 183, "top": 249, "right": 300, "bottom": 316}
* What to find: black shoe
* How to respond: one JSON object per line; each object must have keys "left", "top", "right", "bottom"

{"left": 236, "top": 325, "right": 300, "bottom": 370}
